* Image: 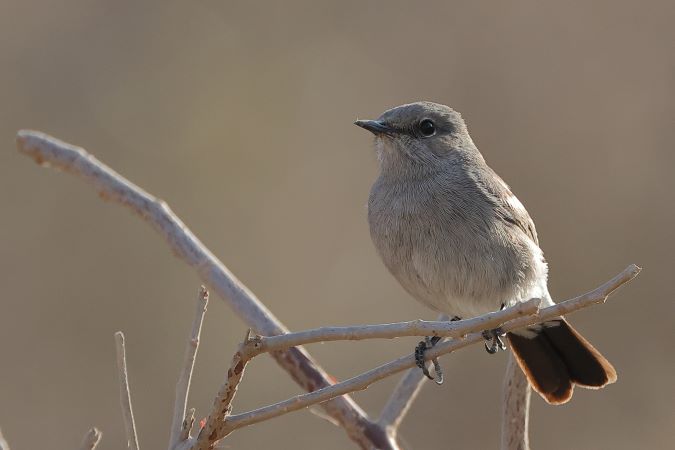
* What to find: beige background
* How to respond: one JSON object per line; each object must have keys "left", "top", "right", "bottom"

{"left": 1, "top": 1, "right": 673, "bottom": 449}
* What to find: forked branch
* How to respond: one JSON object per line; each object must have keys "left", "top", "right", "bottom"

{"left": 196, "top": 265, "right": 639, "bottom": 444}
{"left": 16, "top": 129, "right": 385, "bottom": 450}
{"left": 169, "top": 288, "right": 208, "bottom": 450}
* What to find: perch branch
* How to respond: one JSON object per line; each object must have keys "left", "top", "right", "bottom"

{"left": 114, "top": 332, "right": 140, "bottom": 450}
{"left": 214, "top": 264, "right": 639, "bottom": 436}
{"left": 377, "top": 314, "right": 449, "bottom": 434}
{"left": 17, "top": 130, "right": 388, "bottom": 450}
{"left": 240, "top": 302, "right": 538, "bottom": 360}
{"left": 169, "top": 287, "right": 209, "bottom": 450}
{"left": 79, "top": 428, "right": 102, "bottom": 450}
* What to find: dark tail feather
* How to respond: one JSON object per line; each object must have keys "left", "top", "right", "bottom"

{"left": 507, "top": 319, "right": 617, "bottom": 405}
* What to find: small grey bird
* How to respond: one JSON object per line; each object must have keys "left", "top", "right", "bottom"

{"left": 355, "top": 101, "right": 616, "bottom": 404}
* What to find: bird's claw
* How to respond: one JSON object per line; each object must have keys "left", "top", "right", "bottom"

{"left": 415, "top": 336, "right": 443, "bottom": 385}
{"left": 482, "top": 327, "right": 506, "bottom": 354}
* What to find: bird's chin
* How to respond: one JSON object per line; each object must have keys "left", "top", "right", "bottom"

{"left": 373, "top": 137, "right": 398, "bottom": 160}
{"left": 373, "top": 135, "right": 396, "bottom": 151}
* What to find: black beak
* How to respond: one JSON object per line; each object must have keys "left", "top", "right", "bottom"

{"left": 354, "top": 119, "right": 394, "bottom": 136}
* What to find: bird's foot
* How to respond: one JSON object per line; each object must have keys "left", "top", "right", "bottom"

{"left": 482, "top": 327, "right": 507, "bottom": 354}
{"left": 415, "top": 336, "right": 443, "bottom": 385}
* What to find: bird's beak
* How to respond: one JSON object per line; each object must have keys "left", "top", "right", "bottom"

{"left": 354, "top": 119, "right": 394, "bottom": 136}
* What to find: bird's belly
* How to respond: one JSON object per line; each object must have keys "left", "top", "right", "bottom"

{"left": 399, "top": 247, "right": 510, "bottom": 318}
{"left": 371, "top": 216, "right": 543, "bottom": 319}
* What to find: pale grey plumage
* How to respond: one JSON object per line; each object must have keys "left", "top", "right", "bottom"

{"left": 362, "top": 101, "right": 551, "bottom": 320}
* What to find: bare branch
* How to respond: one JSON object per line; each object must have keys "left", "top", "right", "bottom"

{"left": 195, "top": 301, "right": 537, "bottom": 446}
{"left": 378, "top": 367, "right": 428, "bottom": 433}
{"left": 195, "top": 299, "right": 539, "bottom": 450}
{"left": 217, "top": 265, "right": 639, "bottom": 434}
{"left": 192, "top": 300, "right": 539, "bottom": 445}
{"left": 0, "top": 427, "right": 10, "bottom": 450}
{"left": 79, "top": 428, "right": 102, "bottom": 450}
{"left": 114, "top": 332, "right": 140, "bottom": 450}
{"left": 377, "top": 314, "right": 449, "bottom": 434}
{"left": 501, "top": 354, "right": 530, "bottom": 450}
{"left": 169, "top": 287, "right": 209, "bottom": 450}
{"left": 242, "top": 301, "right": 540, "bottom": 359}
{"left": 16, "top": 130, "right": 385, "bottom": 450}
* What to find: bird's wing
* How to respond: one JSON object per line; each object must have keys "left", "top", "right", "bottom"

{"left": 473, "top": 166, "right": 539, "bottom": 246}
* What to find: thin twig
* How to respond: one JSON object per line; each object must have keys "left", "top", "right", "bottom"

{"left": 16, "top": 130, "right": 386, "bottom": 450}
{"left": 241, "top": 301, "right": 540, "bottom": 359}
{"left": 114, "top": 332, "right": 140, "bottom": 450}
{"left": 501, "top": 354, "right": 530, "bottom": 450}
{"left": 0, "top": 428, "right": 9, "bottom": 450}
{"left": 378, "top": 367, "right": 428, "bottom": 433}
{"left": 377, "top": 314, "right": 449, "bottom": 434}
{"left": 215, "top": 265, "right": 639, "bottom": 435}
{"left": 79, "top": 428, "right": 102, "bottom": 450}
{"left": 169, "top": 287, "right": 209, "bottom": 450}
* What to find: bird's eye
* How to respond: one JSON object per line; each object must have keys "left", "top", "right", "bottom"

{"left": 419, "top": 119, "right": 436, "bottom": 137}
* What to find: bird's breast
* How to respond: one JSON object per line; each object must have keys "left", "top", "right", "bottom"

{"left": 368, "top": 178, "right": 538, "bottom": 317}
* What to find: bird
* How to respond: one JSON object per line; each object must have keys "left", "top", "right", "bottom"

{"left": 355, "top": 101, "right": 616, "bottom": 404}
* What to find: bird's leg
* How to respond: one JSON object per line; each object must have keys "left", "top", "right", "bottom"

{"left": 482, "top": 304, "right": 507, "bottom": 354}
{"left": 414, "top": 316, "right": 461, "bottom": 385}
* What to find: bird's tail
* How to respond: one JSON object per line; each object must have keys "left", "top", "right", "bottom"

{"left": 507, "top": 318, "right": 617, "bottom": 404}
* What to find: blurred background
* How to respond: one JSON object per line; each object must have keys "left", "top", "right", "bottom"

{"left": 1, "top": 1, "right": 673, "bottom": 449}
